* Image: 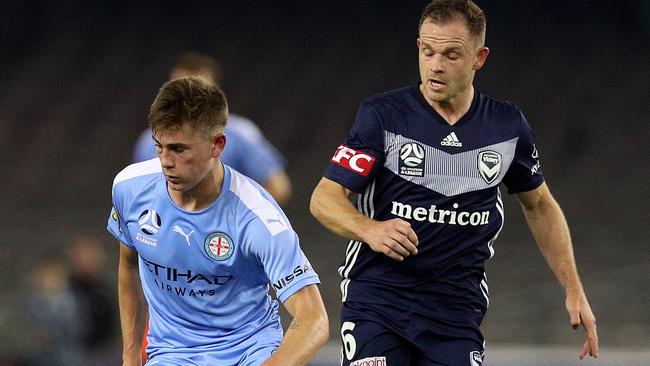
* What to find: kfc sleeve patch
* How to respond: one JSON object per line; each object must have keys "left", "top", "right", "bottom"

{"left": 330, "top": 145, "right": 377, "bottom": 177}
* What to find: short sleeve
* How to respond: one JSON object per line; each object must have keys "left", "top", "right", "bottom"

{"left": 107, "top": 185, "right": 134, "bottom": 248}
{"left": 502, "top": 111, "right": 545, "bottom": 194}
{"left": 222, "top": 129, "right": 284, "bottom": 184}
{"left": 252, "top": 227, "right": 320, "bottom": 303}
{"left": 324, "top": 101, "right": 385, "bottom": 193}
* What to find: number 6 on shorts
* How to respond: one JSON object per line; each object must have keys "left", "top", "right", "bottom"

{"left": 341, "top": 321, "right": 357, "bottom": 360}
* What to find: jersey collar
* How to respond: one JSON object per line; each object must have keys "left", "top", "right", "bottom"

{"left": 411, "top": 83, "right": 481, "bottom": 128}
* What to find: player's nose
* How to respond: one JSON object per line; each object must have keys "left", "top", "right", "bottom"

{"left": 430, "top": 55, "right": 444, "bottom": 73}
{"left": 159, "top": 149, "right": 175, "bottom": 168}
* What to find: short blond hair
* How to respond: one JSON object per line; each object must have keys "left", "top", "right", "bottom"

{"left": 148, "top": 77, "right": 228, "bottom": 139}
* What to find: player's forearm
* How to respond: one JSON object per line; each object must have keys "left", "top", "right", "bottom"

{"left": 261, "top": 310, "right": 329, "bottom": 366}
{"left": 310, "top": 180, "right": 373, "bottom": 242}
{"left": 118, "top": 251, "right": 147, "bottom": 362}
{"left": 521, "top": 196, "right": 582, "bottom": 290}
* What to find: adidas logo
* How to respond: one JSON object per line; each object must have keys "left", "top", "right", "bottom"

{"left": 440, "top": 132, "right": 463, "bottom": 147}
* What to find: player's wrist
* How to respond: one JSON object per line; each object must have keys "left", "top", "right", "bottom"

{"left": 122, "top": 347, "right": 142, "bottom": 360}
{"left": 354, "top": 217, "right": 377, "bottom": 244}
{"left": 563, "top": 283, "right": 584, "bottom": 297}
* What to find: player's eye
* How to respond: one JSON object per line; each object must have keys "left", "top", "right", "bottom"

{"left": 447, "top": 52, "right": 460, "bottom": 60}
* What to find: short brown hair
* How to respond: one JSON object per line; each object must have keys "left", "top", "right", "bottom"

{"left": 148, "top": 77, "right": 228, "bottom": 139}
{"left": 419, "top": 0, "right": 486, "bottom": 47}
{"left": 172, "top": 52, "right": 223, "bottom": 84}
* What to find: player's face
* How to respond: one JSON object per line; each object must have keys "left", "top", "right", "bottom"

{"left": 154, "top": 123, "right": 224, "bottom": 193}
{"left": 417, "top": 18, "right": 488, "bottom": 108}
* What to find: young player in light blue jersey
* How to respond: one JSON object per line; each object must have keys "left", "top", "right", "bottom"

{"left": 132, "top": 52, "right": 291, "bottom": 205}
{"left": 109, "top": 77, "right": 328, "bottom": 366}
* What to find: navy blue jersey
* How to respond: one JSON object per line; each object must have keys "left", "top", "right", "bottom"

{"left": 324, "top": 85, "right": 543, "bottom": 338}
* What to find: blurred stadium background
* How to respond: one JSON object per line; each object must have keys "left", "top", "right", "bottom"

{"left": 1, "top": 0, "right": 648, "bottom": 365}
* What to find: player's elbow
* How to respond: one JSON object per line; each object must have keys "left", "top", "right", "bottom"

{"left": 309, "top": 188, "right": 325, "bottom": 221}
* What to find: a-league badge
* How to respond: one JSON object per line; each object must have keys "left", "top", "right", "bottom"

{"left": 204, "top": 232, "right": 234, "bottom": 261}
{"left": 138, "top": 209, "right": 162, "bottom": 235}
{"left": 399, "top": 142, "right": 425, "bottom": 177}
{"left": 477, "top": 150, "right": 502, "bottom": 184}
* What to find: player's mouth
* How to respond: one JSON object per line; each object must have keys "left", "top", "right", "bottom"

{"left": 428, "top": 79, "right": 446, "bottom": 91}
{"left": 166, "top": 175, "right": 181, "bottom": 184}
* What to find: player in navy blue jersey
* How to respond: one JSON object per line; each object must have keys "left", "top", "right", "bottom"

{"left": 310, "top": 1, "right": 598, "bottom": 365}
{"left": 111, "top": 77, "right": 328, "bottom": 366}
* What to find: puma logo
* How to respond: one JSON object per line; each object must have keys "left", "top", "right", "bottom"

{"left": 173, "top": 225, "right": 194, "bottom": 246}
{"left": 266, "top": 214, "right": 286, "bottom": 228}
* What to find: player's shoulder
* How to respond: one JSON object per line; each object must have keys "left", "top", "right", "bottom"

{"left": 225, "top": 166, "right": 290, "bottom": 237}
{"left": 355, "top": 86, "right": 418, "bottom": 127}
{"left": 477, "top": 91, "right": 525, "bottom": 122}
{"left": 362, "top": 86, "right": 414, "bottom": 108}
{"left": 112, "top": 158, "right": 162, "bottom": 193}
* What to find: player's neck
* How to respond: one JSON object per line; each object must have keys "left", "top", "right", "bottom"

{"left": 168, "top": 162, "right": 224, "bottom": 211}
{"left": 432, "top": 86, "right": 474, "bottom": 126}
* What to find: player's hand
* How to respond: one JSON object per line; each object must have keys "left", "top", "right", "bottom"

{"left": 565, "top": 287, "right": 599, "bottom": 359}
{"left": 360, "top": 218, "right": 418, "bottom": 261}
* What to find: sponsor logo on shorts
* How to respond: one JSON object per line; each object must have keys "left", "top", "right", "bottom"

{"left": 470, "top": 351, "right": 483, "bottom": 366}
{"left": 330, "top": 145, "right": 376, "bottom": 177}
{"left": 350, "top": 356, "right": 386, "bottom": 366}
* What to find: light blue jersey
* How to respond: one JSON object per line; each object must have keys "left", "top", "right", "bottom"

{"left": 107, "top": 159, "right": 318, "bottom": 365}
{"left": 132, "top": 114, "right": 286, "bottom": 184}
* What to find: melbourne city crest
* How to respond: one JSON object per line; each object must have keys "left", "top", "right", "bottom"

{"left": 204, "top": 232, "right": 234, "bottom": 261}
{"left": 477, "top": 150, "right": 501, "bottom": 184}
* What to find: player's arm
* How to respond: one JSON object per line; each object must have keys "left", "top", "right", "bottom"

{"left": 118, "top": 243, "right": 148, "bottom": 366}
{"left": 261, "top": 284, "right": 328, "bottom": 366}
{"left": 516, "top": 182, "right": 599, "bottom": 359}
{"left": 263, "top": 170, "right": 292, "bottom": 206}
{"left": 310, "top": 177, "right": 418, "bottom": 261}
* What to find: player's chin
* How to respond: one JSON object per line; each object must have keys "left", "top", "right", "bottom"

{"left": 427, "top": 91, "right": 448, "bottom": 103}
{"left": 166, "top": 181, "right": 187, "bottom": 191}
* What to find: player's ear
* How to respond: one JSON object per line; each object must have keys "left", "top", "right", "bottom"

{"left": 473, "top": 47, "right": 489, "bottom": 71}
{"left": 416, "top": 38, "right": 421, "bottom": 50}
{"left": 211, "top": 133, "right": 226, "bottom": 158}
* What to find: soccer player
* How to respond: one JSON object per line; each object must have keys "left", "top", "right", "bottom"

{"left": 310, "top": 1, "right": 598, "bottom": 365}
{"left": 133, "top": 52, "right": 292, "bottom": 205}
{"left": 109, "top": 77, "right": 328, "bottom": 366}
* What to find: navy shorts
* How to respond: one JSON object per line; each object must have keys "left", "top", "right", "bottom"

{"left": 340, "top": 301, "right": 485, "bottom": 366}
